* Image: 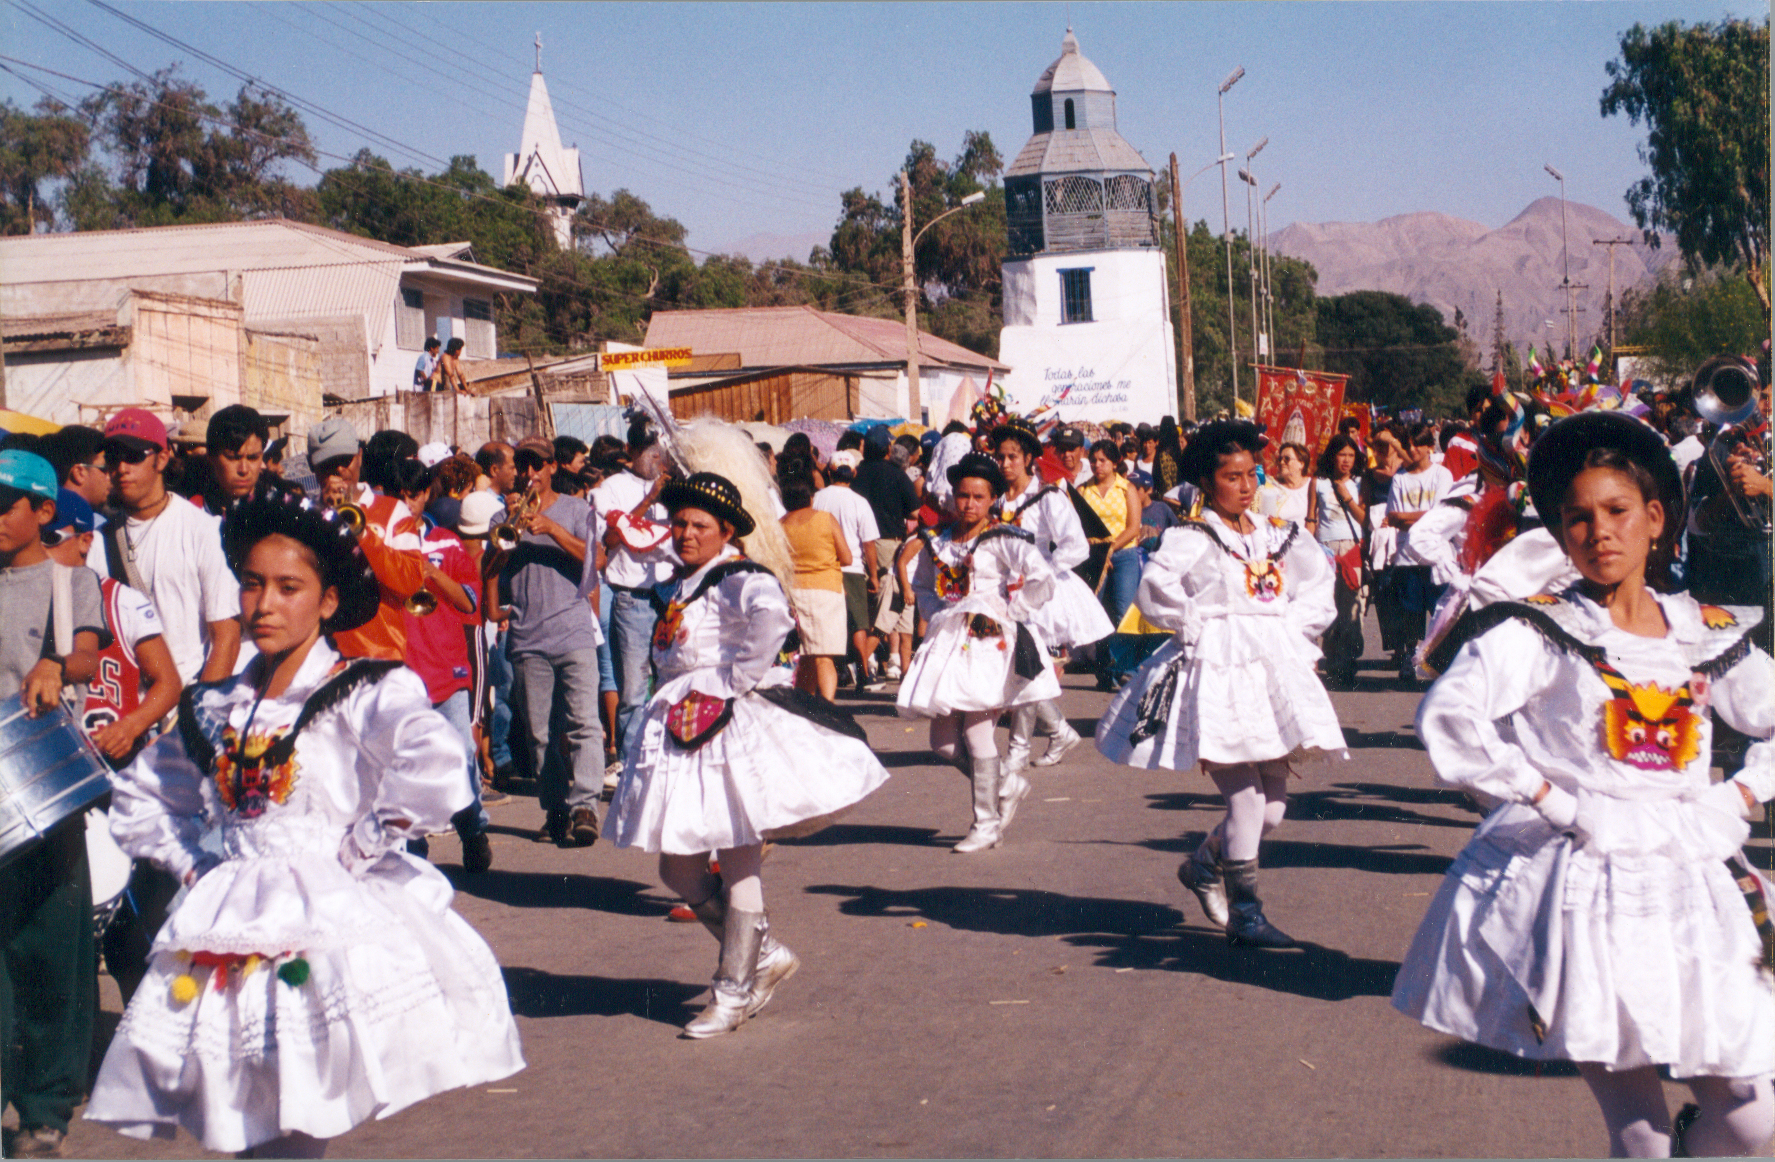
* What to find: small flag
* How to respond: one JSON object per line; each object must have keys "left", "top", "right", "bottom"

{"left": 1585, "top": 344, "right": 1604, "bottom": 382}
{"left": 1526, "top": 346, "right": 1544, "bottom": 378}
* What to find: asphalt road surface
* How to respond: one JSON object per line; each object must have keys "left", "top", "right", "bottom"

{"left": 53, "top": 621, "right": 1775, "bottom": 1159}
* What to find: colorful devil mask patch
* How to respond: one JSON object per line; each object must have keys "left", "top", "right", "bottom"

{"left": 1595, "top": 664, "right": 1701, "bottom": 772}
{"left": 1244, "top": 560, "right": 1285, "bottom": 603}
{"left": 935, "top": 559, "right": 971, "bottom": 603}
{"left": 215, "top": 725, "right": 300, "bottom": 817}
{"left": 653, "top": 600, "right": 687, "bottom": 653}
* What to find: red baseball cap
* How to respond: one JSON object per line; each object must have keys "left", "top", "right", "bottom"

{"left": 103, "top": 408, "right": 169, "bottom": 453}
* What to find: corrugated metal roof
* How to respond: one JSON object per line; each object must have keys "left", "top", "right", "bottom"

{"left": 644, "top": 306, "right": 1006, "bottom": 373}
{"left": 1006, "top": 128, "right": 1153, "bottom": 178}
{"left": 239, "top": 263, "right": 403, "bottom": 325}
{"left": 1032, "top": 30, "right": 1112, "bottom": 94}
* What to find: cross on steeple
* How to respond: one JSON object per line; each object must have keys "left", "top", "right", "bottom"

{"left": 534, "top": 32, "right": 542, "bottom": 73}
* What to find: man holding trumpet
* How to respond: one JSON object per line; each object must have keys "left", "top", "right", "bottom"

{"left": 484, "top": 436, "right": 606, "bottom": 848}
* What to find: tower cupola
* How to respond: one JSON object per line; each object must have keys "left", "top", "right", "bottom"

{"left": 1004, "top": 29, "right": 1158, "bottom": 256}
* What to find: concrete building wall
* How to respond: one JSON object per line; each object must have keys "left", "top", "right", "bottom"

{"left": 129, "top": 293, "right": 242, "bottom": 420}
{"left": 6, "top": 347, "right": 128, "bottom": 426}
{"left": 244, "top": 329, "right": 324, "bottom": 439}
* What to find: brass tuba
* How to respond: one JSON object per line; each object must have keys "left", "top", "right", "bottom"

{"left": 1694, "top": 356, "right": 1771, "bottom": 532}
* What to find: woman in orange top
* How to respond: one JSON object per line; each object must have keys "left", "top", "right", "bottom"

{"left": 779, "top": 475, "right": 851, "bottom": 701}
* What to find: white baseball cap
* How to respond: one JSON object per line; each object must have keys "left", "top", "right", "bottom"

{"left": 417, "top": 441, "right": 452, "bottom": 468}
{"left": 458, "top": 490, "right": 505, "bottom": 537}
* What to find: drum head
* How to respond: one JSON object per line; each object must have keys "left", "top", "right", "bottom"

{"left": 86, "top": 809, "right": 132, "bottom": 908}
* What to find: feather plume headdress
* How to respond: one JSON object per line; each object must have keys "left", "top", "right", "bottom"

{"left": 674, "top": 417, "right": 796, "bottom": 593}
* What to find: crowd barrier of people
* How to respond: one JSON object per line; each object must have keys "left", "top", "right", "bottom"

{"left": 0, "top": 357, "right": 1769, "bottom": 1158}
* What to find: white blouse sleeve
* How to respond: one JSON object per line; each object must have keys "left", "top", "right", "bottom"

{"left": 108, "top": 725, "right": 218, "bottom": 882}
{"left": 340, "top": 668, "right": 472, "bottom": 872}
{"left": 1410, "top": 502, "right": 1468, "bottom": 587}
{"left": 1135, "top": 528, "right": 1214, "bottom": 634}
{"left": 1282, "top": 527, "right": 1337, "bottom": 642}
{"left": 1000, "top": 536, "right": 1057, "bottom": 623}
{"left": 711, "top": 571, "right": 795, "bottom": 699}
{"left": 1044, "top": 493, "right": 1091, "bottom": 573}
{"left": 1416, "top": 619, "right": 1562, "bottom": 806}
{"left": 1701, "top": 643, "right": 1775, "bottom": 814}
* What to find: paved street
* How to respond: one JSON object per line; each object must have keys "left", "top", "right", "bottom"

{"left": 61, "top": 624, "right": 1772, "bottom": 1159}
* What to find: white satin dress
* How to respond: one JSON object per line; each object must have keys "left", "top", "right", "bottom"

{"left": 996, "top": 480, "right": 1114, "bottom": 650}
{"left": 1095, "top": 512, "right": 1347, "bottom": 769}
{"left": 85, "top": 641, "right": 523, "bottom": 1153}
{"left": 1394, "top": 589, "right": 1775, "bottom": 1078}
{"left": 603, "top": 547, "right": 889, "bottom": 854}
{"left": 896, "top": 526, "right": 1063, "bottom": 717}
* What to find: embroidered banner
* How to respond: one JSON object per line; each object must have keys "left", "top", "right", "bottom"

{"left": 1253, "top": 365, "right": 1349, "bottom": 476}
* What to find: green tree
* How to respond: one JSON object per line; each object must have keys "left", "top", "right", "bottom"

{"left": 1601, "top": 18, "right": 1771, "bottom": 320}
{"left": 1315, "top": 291, "right": 1480, "bottom": 416}
{"left": 0, "top": 98, "right": 90, "bottom": 234}
{"left": 1615, "top": 264, "right": 1767, "bottom": 387}
{"left": 72, "top": 67, "right": 316, "bottom": 227}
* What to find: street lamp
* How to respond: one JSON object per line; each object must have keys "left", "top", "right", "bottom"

{"left": 1262, "top": 181, "right": 1281, "bottom": 355}
{"left": 1544, "top": 162, "right": 1572, "bottom": 358}
{"left": 1218, "top": 65, "right": 1244, "bottom": 405}
{"left": 1242, "top": 137, "right": 1266, "bottom": 365}
{"left": 1170, "top": 150, "right": 1236, "bottom": 421}
{"left": 901, "top": 181, "right": 986, "bottom": 424}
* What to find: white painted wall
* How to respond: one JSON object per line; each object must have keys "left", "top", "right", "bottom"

{"left": 998, "top": 248, "right": 1177, "bottom": 423}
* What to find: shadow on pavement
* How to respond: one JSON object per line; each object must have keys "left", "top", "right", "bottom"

{"left": 803, "top": 882, "right": 1399, "bottom": 1001}
{"left": 1131, "top": 832, "right": 1452, "bottom": 877}
{"left": 502, "top": 965, "right": 703, "bottom": 1026}
{"left": 784, "top": 823, "right": 949, "bottom": 848}
{"left": 450, "top": 868, "right": 674, "bottom": 917}
{"left": 1432, "top": 1039, "right": 1580, "bottom": 1077}
{"left": 1144, "top": 783, "right": 1476, "bottom": 832}
{"left": 1342, "top": 727, "right": 1425, "bottom": 751}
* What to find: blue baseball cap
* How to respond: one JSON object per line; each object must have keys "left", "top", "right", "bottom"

{"left": 0, "top": 450, "right": 57, "bottom": 501}
{"left": 52, "top": 488, "right": 95, "bottom": 533}
{"left": 1129, "top": 468, "right": 1155, "bottom": 489}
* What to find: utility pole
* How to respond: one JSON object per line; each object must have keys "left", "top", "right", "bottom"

{"left": 1218, "top": 66, "right": 1244, "bottom": 407}
{"left": 1593, "top": 237, "right": 1633, "bottom": 361}
{"left": 1562, "top": 282, "right": 1590, "bottom": 360}
{"left": 1169, "top": 153, "right": 1196, "bottom": 421}
{"left": 900, "top": 170, "right": 922, "bottom": 424}
{"left": 1490, "top": 290, "right": 1508, "bottom": 380}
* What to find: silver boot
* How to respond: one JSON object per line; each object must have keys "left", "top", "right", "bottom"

{"left": 690, "top": 894, "right": 798, "bottom": 1017}
{"left": 1176, "top": 836, "right": 1230, "bottom": 927}
{"left": 683, "top": 906, "right": 765, "bottom": 1038}
{"left": 1031, "top": 701, "right": 1082, "bottom": 767}
{"left": 954, "top": 756, "right": 1005, "bottom": 853}
{"left": 1004, "top": 705, "right": 1036, "bottom": 774}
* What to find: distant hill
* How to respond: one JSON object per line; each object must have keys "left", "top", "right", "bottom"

{"left": 1268, "top": 197, "right": 1676, "bottom": 355}
{"left": 722, "top": 230, "right": 831, "bottom": 265}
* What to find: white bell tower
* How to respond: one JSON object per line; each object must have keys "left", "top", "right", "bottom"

{"left": 502, "top": 34, "right": 585, "bottom": 250}
{"left": 997, "top": 30, "right": 1177, "bottom": 423}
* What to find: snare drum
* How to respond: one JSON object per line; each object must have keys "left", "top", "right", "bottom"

{"left": 0, "top": 693, "right": 112, "bottom": 868}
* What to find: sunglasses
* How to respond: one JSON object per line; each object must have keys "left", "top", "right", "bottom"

{"left": 514, "top": 452, "right": 551, "bottom": 471}
{"left": 103, "top": 444, "right": 153, "bottom": 467}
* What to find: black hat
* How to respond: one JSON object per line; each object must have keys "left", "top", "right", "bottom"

{"left": 221, "top": 492, "right": 381, "bottom": 634}
{"left": 1050, "top": 425, "right": 1086, "bottom": 449}
{"left": 946, "top": 451, "right": 1006, "bottom": 496}
{"left": 1526, "top": 412, "right": 1684, "bottom": 531}
{"left": 989, "top": 416, "right": 1042, "bottom": 457}
{"left": 661, "top": 472, "right": 755, "bottom": 537}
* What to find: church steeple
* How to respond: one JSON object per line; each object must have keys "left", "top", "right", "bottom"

{"left": 502, "top": 35, "right": 584, "bottom": 250}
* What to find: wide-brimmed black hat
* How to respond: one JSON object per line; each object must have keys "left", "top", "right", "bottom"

{"left": 662, "top": 472, "right": 755, "bottom": 537}
{"left": 1178, "top": 419, "right": 1267, "bottom": 486}
{"left": 989, "top": 417, "right": 1042, "bottom": 457}
{"left": 946, "top": 451, "right": 1006, "bottom": 496}
{"left": 1526, "top": 411, "right": 1683, "bottom": 528}
{"left": 221, "top": 492, "right": 381, "bottom": 633}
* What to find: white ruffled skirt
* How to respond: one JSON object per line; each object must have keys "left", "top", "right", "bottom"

{"left": 1391, "top": 804, "right": 1774, "bottom": 1078}
{"left": 604, "top": 671, "right": 890, "bottom": 854}
{"left": 1030, "top": 570, "right": 1115, "bottom": 649}
{"left": 896, "top": 602, "right": 1062, "bottom": 718}
{"left": 85, "top": 851, "right": 524, "bottom": 1153}
{"left": 1094, "top": 616, "right": 1347, "bottom": 768}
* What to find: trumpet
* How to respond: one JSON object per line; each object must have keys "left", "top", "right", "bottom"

{"left": 404, "top": 588, "right": 438, "bottom": 616}
{"left": 334, "top": 503, "right": 367, "bottom": 536}
{"left": 1695, "top": 355, "right": 1771, "bottom": 532}
{"left": 492, "top": 482, "right": 543, "bottom": 552}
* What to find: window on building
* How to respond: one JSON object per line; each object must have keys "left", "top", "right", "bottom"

{"left": 395, "top": 287, "right": 425, "bottom": 350}
{"left": 462, "top": 297, "right": 495, "bottom": 359}
{"left": 1059, "top": 268, "right": 1094, "bottom": 324}
{"left": 1063, "top": 98, "right": 1075, "bottom": 130}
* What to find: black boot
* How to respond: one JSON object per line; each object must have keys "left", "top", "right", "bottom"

{"left": 1221, "top": 857, "right": 1296, "bottom": 948}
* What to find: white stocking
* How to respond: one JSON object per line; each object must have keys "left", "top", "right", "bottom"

{"left": 1579, "top": 1063, "right": 1673, "bottom": 1157}
{"left": 961, "top": 711, "right": 999, "bottom": 761}
{"left": 1204, "top": 762, "right": 1290, "bottom": 862}
{"left": 716, "top": 843, "right": 764, "bottom": 912}
{"left": 1684, "top": 1076, "right": 1775, "bottom": 1157}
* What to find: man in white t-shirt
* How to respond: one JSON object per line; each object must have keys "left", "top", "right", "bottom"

{"left": 1380, "top": 422, "right": 1454, "bottom": 680}
{"left": 590, "top": 424, "right": 679, "bottom": 753}
{"left": 87, "top": 408, "right": 240, "bottom": 685}
{"left": 813, "top": 450, "right": 881, "bottom": 687}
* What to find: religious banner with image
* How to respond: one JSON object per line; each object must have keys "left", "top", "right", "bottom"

{"left": 1253, "top": 365, "right": 1349, "bottom": 475}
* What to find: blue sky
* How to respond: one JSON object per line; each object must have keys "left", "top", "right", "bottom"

{"left": 1, "top": 1, "right": 1763, "bottom": 258}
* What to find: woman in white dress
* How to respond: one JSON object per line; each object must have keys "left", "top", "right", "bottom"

{"left": 897, "top": 453, "right": 1061, "bottom": 853}
{"left": 990, "top": 418, "right": 1114, "bottom": 771}
{"left": 1394, "top": 412, "right": 1774, "bottom": 1158}
{"left": 603, "top": 469, "right": 889, "bottom": 1038}
{"left": 1095, "top": 421, "right": 1346, "bottom": 948}
{"left": 86, "top": 493, "right": 523, "bottom": 1158}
